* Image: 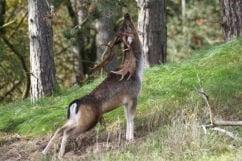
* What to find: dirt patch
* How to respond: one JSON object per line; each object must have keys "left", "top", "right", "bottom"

{"left": 0, "top": 125, "right": 149, "bottom": 161}
{"left": 0, "top": 133, "right": 47, "bottom": 161}
{"left": 0, "top": 112, "right": 161, "bottom": 161}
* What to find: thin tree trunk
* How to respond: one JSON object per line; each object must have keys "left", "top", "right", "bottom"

{"left": 68, "top": 0, "right": 87, "bottom": 85}
{"left": 136, "top": 0, "right": 167, "bottom": 67}
{"left": 95, "top": 17, "right": 114, "bottom": 71}
{"left": 219, "top": 0, "right": 242, "bottom": 42}
{"left": 28, "top": 0, "right": 57, "bottom": 101}
{"left": 181, "top": 0, "right": 186, "bottom": 24}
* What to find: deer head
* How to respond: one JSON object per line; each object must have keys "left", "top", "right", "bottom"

{"left": 91, "top": 13, "right": 139, "bottom": 80}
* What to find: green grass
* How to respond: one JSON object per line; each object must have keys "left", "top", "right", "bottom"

{"left": 92, "top": 121, "right": 242, "bottom": 161}
{"left": 0, "top": 38, "right": 242, "bottom": 160}
{"left": 0, "top": 80, "right": 103, "bottom": 136}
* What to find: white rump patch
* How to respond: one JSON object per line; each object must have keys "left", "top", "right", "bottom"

{"left": 68, "top": 102, "right": 80, "bottom": 123}
{"left": 127, "top": 36, "right": 133, "bottom": 44}
{"left": 69, "top": 103, "right": 77, "bottom": 119}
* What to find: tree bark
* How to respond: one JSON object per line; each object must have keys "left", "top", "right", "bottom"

{"left": 219, "top": 0, "right": 242, "bottom": 42}
{"left": 136, "top": 0, "right": 167, "bottom": 67}
{"left": 68, "top": 0, "right": 87, "bottom": 85}
{"left": 28, "top": 0, "right": 57, "bottom": 101}
{"left": 95, "top": 17, "right": 114, "bottom": 71}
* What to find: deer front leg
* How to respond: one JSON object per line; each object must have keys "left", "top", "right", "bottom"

{"left": 124, "top": 98, "right": 137, "bottom": 141}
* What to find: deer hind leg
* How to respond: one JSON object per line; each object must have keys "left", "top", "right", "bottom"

{"left": 42, "top": 126, "right": 66, "bottom": 155}
{"left": 124, "top": 97, "right": 137, "bottom": 141}
{"left": 58, "top": 125, "right": 82, "bottom": 159}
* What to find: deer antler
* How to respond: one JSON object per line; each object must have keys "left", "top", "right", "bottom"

{"left": 111, "top": 33, "right": 136, "bottom": 80}
{"left": 91, "top": 29, "right": 137, "bottom": 81}
{"left": 90, "top": 44, "right": 115, "bottom": 71}
{"left": 111, "top": 49, "right": 136, "bottom": 80}
{"left": 90, "top": 36, "right": 120, "bottom": 71}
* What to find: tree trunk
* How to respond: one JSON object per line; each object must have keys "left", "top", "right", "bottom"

{"left": 28, "top": 0, "right": 57, "bottom": 101}
{"left": 219, "top": 0, "right": 242, "bottom": 42}
{"left": 95, "top": 17, "right": 114, "bottom": 71}
{"left": 68, "top": 0, "right": 87, "bottom": 85}
{"left": 136, "top": 0, "right": 167, "bottom": 67}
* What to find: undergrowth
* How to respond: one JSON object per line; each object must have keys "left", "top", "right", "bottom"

{"left": 0, "top": 38, "right": 241, "bottom": 160}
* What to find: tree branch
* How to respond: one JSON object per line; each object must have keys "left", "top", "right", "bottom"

{"left": 10, "top": 11, "right": 28, "bottom": 38}
{"left": 1, "top": 36, "right": 30, "bottom": 98}
{"left": 212, "top": 127, "right": 242, "bottom": 141}
{"left": 196, "top": 74, "right": 215, "bottom": 124}
{"left": 204, "top": 121, "right": 242, "bottom": 128}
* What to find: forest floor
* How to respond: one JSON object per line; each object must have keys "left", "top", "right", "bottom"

{"left": 0, "top": 132, "right": 47, "bottom": 161}
{"left": 0, "top": 126, "right": 149, "bottom": 161}
{"left": 0, "top": 131, "right": 111, "bottom": 161}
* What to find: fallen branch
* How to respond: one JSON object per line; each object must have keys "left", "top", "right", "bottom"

{"left": 196, "top": 74, "right": 215, "bottom": 124}
{"left": 212, "top": 127, "right": 241, "bottom": 141}
{"left": 203, "top": 121, "right": 242, "bottom": 128}
{"left": 195, "top": 74, "right": 241, "bottom": 140}
{"left": 214, "top": 120, "right": 242, "bottom": 126}
{"left": 196, "top": 74, "right": 241, "bottom": 127}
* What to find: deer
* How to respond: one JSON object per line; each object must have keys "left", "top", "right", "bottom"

{"left": 42, "top": 13, "right": 144, "bottom": 159}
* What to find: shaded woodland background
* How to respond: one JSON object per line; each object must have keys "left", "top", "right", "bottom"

{"left": 0, "top": 0, "right": 227, "bottom": 103}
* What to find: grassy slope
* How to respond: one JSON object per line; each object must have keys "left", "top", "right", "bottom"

{"left": 0, "top": 38, "right": 241, "bottom": 160}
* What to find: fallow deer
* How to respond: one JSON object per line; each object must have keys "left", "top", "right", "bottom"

{"left": 42, "top": 13, "right": 144, "bottom": 159}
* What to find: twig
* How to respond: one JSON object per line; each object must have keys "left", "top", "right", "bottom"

{"left": 10, "top": 11, "right": 28, "bottom": 38}
{"left": 201, "top": 125, "right": 207, "bottom": 134}
{"left": 73, "top": 15, "right": 89, "bottom": 29}
{"left": 0, "top": 20, "right": 15, "bottom": 29}
{"left": 55, "top": 45, "right": 72, "bottom": 56}
{"left": 106, "top": 131, "right": 111, "bottom": 149}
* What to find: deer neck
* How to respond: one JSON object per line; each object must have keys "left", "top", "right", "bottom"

{"left": 127, "top": 34, "right": 144, "bottom": 81}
